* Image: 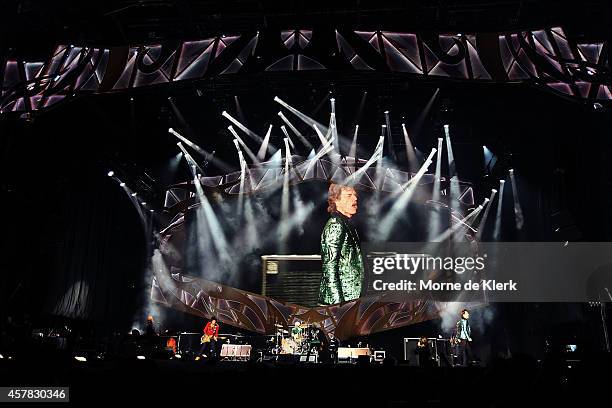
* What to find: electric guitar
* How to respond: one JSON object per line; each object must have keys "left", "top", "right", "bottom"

{"left": 200, "top": 334, "right": 227, "bottom": 344}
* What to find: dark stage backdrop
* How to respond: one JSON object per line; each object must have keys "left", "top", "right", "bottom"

{"left": 1, "top": 115, "right": 148, "bottom": 335}
{"left": 47, "top": 186, "right": 147, "bottom": 326}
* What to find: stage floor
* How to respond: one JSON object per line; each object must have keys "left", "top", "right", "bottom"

{"left": 1, "top": 354, "right": 610, "bottom": 406}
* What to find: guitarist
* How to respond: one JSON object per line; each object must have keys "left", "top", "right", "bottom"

{"left": 455, "top": 309, "right": 474, "bottom": 366}
{"left": 198, "top": 318, "right": 220, "bottom": 359}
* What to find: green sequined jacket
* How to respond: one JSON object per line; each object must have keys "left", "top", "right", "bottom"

{"left": 318, "top": 212, "right": 364, "bottom": 305}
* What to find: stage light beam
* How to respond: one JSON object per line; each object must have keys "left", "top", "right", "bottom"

{"left": 278, "top": 111, "right": 313, "bottom": 150}
{"left": 429, "top": 137, "right": 444, "bottom": 240}
{"left": 221, "top": 111, "right": 264, "bottom": 144}
{"left": 431, "top": 205, "right": 484, "bottom": 242}
{"left": 509, "top": 169, "right": 524, "bottom": 230}
{"left": 170, "top": 128, "right": 232, "bottom": 173}
{"left": 401, "top": 124, "right": 419, "bottom": 172}
{"left": 257, "top": 124, "right": 273, "bottom": 161}
{"left": 312, "top": 123, "right": 331, "bottom": 148}
{"left": 493, "top": 179, "right": 506, "bottom": 240}
{"left": 349, "top": 124, "right": 359, "bottom": 160}
{"left": 384, "top": 110, "right": 396, "bottom": 161}
{"left": 476, "top": 188, "right": 498, "bottom": 240}
{"left": 228, "top": 125, "right": 261, "bottom": 165}
{"left": 280, "top": 125, "right": 296, "bottom": 150}
{"left": 377, "top": 148, "right": 438, "bottom": 240}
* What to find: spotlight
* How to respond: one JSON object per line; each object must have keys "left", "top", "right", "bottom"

{"left": 107, "top": 171, "right": 114, "bottom": 177}
{"left": 131, "top": 193, "right": 137, "bottom": 197}
{"left": 509, "top": 169, "right": 514, "bottom": 174}
{"left": 141, "top": 202, "right": 147, "bottom": 206}
{"left": 500, "top": 180, "right": 506, "bottom": 184}
{"left": 492, "top": 189, "right": 497, "bottom": 193}
{"left": 330, "top": 98, "right": 335, "bottom": 102}
{"left": 136, "top": 355, "right": 146, "bottom": 360}
{"left": 174, "top": 354, "right": 182, "bottom": 359}
{"left": 74, "top": 356, "right": 87, "bottom": 362}
{"left": 484, "top": 198, "right": 490, "bottom": 203}
{"left": 150, "top": 209, "right": 154, "bottom": 213}
{"left": 384, "top": 110, "right": 389, "bottom": 114}
{"left": 119, "top": 182, "right": 126, "bottom": 187}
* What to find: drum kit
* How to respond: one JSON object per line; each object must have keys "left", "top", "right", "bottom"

{"left": 270, "top": 323, "right": 322, "bottom": 355}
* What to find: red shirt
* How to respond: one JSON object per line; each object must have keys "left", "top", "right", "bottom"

{"left": 166, "top": 337, "right": 177, "bottom": 353}
{"left": 204, "top": 322, "right": 219, "bottom": 337}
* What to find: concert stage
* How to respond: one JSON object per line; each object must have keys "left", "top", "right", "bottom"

{"left": 3, "top": 1, "right": 612, "bottom": 405}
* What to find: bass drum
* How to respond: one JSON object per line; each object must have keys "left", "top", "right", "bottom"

{"left": 280, "top": 338, "right": 299, "bottom": 354}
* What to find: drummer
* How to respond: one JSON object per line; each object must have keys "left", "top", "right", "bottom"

{"left": 291, "top": 322, "right": 302, "bottom": 340}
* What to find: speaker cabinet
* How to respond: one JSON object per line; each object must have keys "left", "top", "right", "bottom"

{"left": 261, "top": 255, "right": 322, "bottom": 307}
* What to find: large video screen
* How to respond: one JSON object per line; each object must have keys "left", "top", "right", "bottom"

{"left": 151, "top": 155, "right": 482, "bottom": 339}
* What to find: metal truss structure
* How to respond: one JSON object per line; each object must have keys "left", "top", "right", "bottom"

{"left": 1, "top": 26, "right": 610, "bottom": 116}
